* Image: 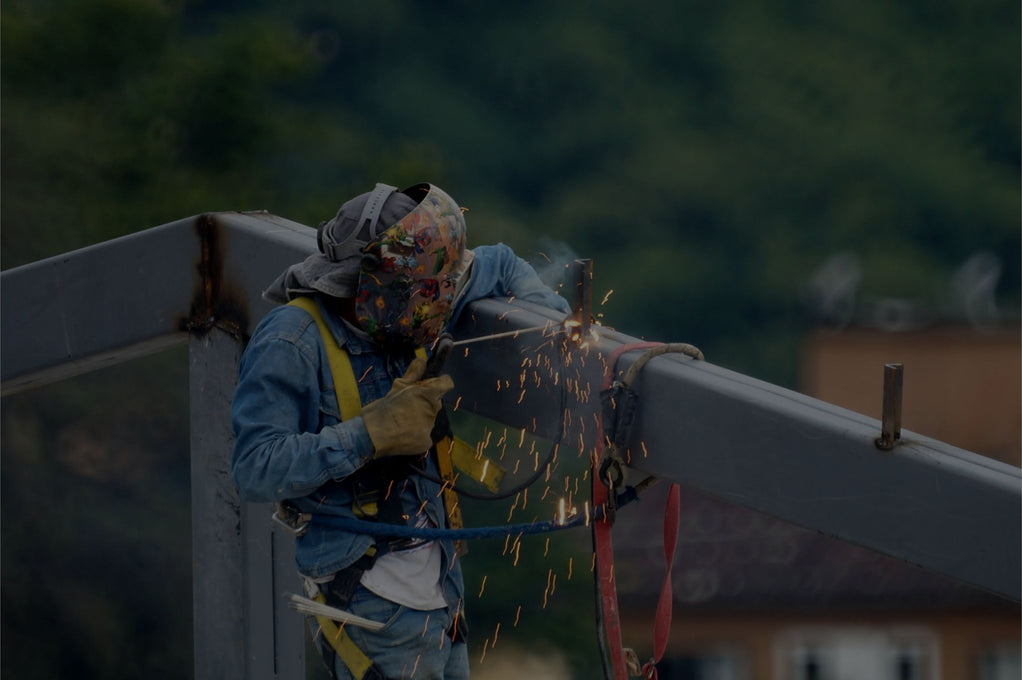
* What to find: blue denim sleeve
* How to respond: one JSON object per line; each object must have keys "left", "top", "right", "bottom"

{"left": 230, "top": 310, "right": 375, "bottom": 503}
{"left": 452, "top": 243, "right": 573, "bottom": 321}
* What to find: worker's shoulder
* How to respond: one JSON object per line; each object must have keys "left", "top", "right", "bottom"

{"left": 250, "top": 303, "right": 321, "bottom": 349}
{"left": 470, "top": 242, "right": 515, "bottom": 259}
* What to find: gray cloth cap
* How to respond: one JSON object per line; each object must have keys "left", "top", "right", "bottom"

{"left": 263, "top": 186, "right": 419, "bottom": 303}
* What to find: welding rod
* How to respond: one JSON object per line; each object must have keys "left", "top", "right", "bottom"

{"left": 423, "top": 324, "right": 562, "bottom": 378}
{"left": 450, "top": 323, "right": 564, "bottom": 347}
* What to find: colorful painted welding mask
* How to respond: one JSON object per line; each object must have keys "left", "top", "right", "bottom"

{"left": 355, "top": 183, "right": 471, "bottom": 347}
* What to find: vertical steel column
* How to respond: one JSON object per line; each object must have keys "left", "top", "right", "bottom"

{"left": 241, "top": 501, "right": 306, "bottom": 680}
{"left": 190, "top": 327, "right": 307, "bottom": 679}
{"left": 190, "top": 328, "right": 247, "bottom": 678}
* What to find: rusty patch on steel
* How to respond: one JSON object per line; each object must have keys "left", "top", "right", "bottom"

{"left": 181, "top": 214, "right": 249, "bottom": 337}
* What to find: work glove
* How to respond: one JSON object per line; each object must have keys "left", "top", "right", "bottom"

{"left": 360, "top": 357, "right": 454, "bottom": 458}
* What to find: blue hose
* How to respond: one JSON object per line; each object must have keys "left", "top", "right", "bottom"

{"left": 308, "top": 487, "right": 638, "bottom": 540}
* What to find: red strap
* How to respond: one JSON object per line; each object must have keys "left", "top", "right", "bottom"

{"left": 591, "top": 461, "right": 627, "bottom": 679}
{"left": 642, "top": 483, "right": 680, "bottom": 680}
{"left": 593, "top": 342, "right": 664, "bottom": 680}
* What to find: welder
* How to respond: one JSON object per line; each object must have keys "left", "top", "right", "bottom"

{"left": 230, "top": 182, "right": 571, "bottom": 680}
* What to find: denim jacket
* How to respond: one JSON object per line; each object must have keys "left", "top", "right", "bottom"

{"left": 231, "top": 244, "right": 571, "bottom": 609}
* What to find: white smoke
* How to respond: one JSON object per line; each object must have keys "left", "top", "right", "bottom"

{"left": 530, "top": 237, "right": 581, "bottom": 295}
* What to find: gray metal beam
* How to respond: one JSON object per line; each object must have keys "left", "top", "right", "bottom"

{"left": 1, "top": 211, "right": 313, "bottom": 395}
{"left": 446, "top": 298, "right": 1022, "bottom": 601}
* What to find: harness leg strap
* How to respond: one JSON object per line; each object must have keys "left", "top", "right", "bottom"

{"left": 311, "top": 599, "right": 387, "bottom": 680}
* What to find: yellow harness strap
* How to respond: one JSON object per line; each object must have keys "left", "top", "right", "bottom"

{"left": 312, "top": 594, "right": 378, "bottom": 680}
{"left": 435, "top": 435, "right": 466, "bottom": 556}
{"left": 412, "top": 343, "right": 468, "bottom": 554}
{"left": 449, "top": 438, "right": 505, "bottom": 493}
{"left": 288, "top": 297, "right": 362, "bottom": 420}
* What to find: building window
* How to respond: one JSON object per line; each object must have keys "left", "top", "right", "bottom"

{"left": 659, "top": 648, "right": 749, "bottom": 680}
{"left": 776, "top": 626, "right": 937, "bottom": 680}
{"left": 979, "top": 645, "right": 1022, "bottom": 680}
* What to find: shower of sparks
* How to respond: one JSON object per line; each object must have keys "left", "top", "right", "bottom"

{"left": 478, "top": 575, "right": 487, "bottom": 598}
{"left": 541, "top": 569, "right": 557, "bottom": 609}
{"left": 506, "top": 493, "right": 520, "bottom": 522}
{"left": 601, "top": 289, "right": 614, "bottom": 306}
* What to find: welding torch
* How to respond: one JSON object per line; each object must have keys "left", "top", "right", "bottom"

{"left": 423, "top": 333, "right": 454, "bottom": 379}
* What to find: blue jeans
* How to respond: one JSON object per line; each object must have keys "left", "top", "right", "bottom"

{"left": 312, "top": 583, "right": 469, "bottom": 680}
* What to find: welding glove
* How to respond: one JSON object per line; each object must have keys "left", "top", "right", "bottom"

{"left": 361, "top": 356, "right": 454, "bottom": 459}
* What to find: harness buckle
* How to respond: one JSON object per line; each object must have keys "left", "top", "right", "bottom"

{"left": 601, "top": 381, "right": 640, "bottom": 448}
{"left": 272, "top": 501, "right": 311, "bottom": 537}
{"left": 599, "top": 456, "right": 625, "bottom": 525}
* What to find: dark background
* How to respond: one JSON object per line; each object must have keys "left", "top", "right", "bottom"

{"left": 2, "top": 1, "right": 1018, "bottom": 677}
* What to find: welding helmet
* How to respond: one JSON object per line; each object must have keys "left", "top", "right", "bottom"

{"left": 321, "top": 183, "right": 470, "bottom": 347}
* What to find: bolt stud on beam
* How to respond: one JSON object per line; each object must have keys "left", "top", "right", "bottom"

{"left": 876, "top": 362, "right": 904, "bottom": 450}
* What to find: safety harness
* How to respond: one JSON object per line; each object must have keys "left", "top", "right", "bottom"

{"left": 281, "top": 296, "right": 700, "bottom": 680}
{"left": 281, "top": 296, "right": 502, "bottom": 680}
